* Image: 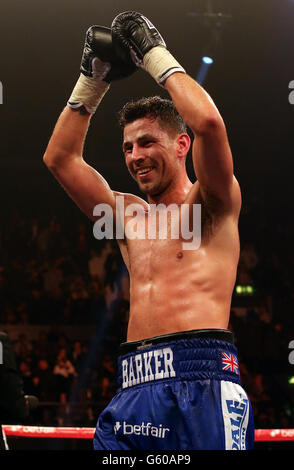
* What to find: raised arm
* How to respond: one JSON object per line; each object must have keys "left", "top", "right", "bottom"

{"left": 43, "top": 106, "right": 115, "bottom": 220}
{"left": 112, "top": 12, "right": 241, "bottom": 214}
{"left": 163, "top": 72, "right": 240, "bottom": 212}
{"left": 43, "top": 25, "right": 137, "bottom": 221}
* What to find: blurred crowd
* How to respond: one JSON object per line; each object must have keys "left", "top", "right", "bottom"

{"left": 0, "top": 198, "right": 294, "bottom": 430}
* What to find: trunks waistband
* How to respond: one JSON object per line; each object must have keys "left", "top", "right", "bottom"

{"left": 117, "top": 329, "right": 240, "bottom": 391}
{"left": 120, "top": 329, "right": 234, "bottom": 354}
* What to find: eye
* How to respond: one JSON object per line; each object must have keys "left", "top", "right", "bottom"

{"left": 124, "top": 146, "right": 132, "bottom": 155}
{"left": 143, "top": 140, "right": 153, "bottom": 147}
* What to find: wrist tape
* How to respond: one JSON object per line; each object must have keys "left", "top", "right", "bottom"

{"left": 143, "top": 46, "right": 186, "bottom": 84}
{"left": 67, "top": 74, "right": 110, "bottom": 114}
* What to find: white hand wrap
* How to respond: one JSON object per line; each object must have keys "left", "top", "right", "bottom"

{"left": 67, "top": 58, "right": 112, "bottom": 114}
{"left": 67, "top": 74, "right": 110, "bottom": 114}
{"left": 142, "top": 46, "right": 186, "bottom": 85}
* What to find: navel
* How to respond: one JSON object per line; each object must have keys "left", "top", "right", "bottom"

{"left": 176, "top": 251, "right": 183, "bottom": 260}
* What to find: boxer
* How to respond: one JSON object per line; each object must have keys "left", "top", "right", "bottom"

{"left": 43, "top": 14, "right": 254, "bottom": 449}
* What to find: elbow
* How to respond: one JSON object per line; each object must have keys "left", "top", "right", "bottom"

{"left": 43, "top": 146, "right": 58, "bottom": 170}
{"left": 43, "top": 151, "right": 53, "bottom": 169}
{"left": 43, "top": 157, "right": 59, "bottom": 175}
{"left": 196, "top": 113, "right": 225, "bottom": 137}
{"left": 43, "top": 149, "right": 71, "bottom": 172}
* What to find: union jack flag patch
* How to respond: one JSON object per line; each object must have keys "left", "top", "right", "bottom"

{"left": 221, "top": 352, "right": 239, "bottom": 375}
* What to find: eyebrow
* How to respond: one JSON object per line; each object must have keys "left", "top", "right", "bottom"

{"left": 122, "top": 133, "right": 157, "bottom": 152}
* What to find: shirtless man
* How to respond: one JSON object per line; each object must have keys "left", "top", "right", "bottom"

{"left": 43, "top": 12, "right": 254, "bottom": 450}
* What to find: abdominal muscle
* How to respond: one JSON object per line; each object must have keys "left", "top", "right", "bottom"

{"left": 125, "top": 238, "right": 238, "bottom": 342}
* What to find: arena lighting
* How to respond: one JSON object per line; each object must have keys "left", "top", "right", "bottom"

{"left": 288, "top": 376, "right": 294, "bottom": 385}
{"left": 196, "top": 56, "right": 214, "bottom": 85}
{"left": 235, "top": 285, "right": 255, "bottom": 295}
{"left": 189, "top": 3, "right": 232, "bottom": 86}
{"left": 202, "top": 56, "right": 214, "bottom": 64}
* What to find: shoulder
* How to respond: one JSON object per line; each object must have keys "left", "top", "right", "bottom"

{"left": 113, "top": 191, "right": 149, "bottom": 211}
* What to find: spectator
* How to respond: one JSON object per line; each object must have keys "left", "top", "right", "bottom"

{"left": 53, "top": 348, "right": 76, "bottom": 401}
{"left": 88, "top": 244, "right": 111, "bottom": 283}
{"left": 239, "top": 241, "right": 259, "bottom": 272}
{"left": 33, "top": 359, "right": 55, "bottom": 402}
{"left": 13, "top": 333, "right": 33, "bottom": 366}
{"left": 34, "top": 331, "right": 50, "bottom": 362}
{"left": 42, "top": 259, "right": 64, "bottom": 298}
{"left": 71, "top": 340, "right": 86, "bottom": 376}
{"left": 69, "top": 275, "right": 90, "bottom": 323}
{"left": 19, "top": 360, "right": 35, "bottom": 396}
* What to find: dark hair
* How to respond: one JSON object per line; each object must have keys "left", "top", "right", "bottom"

{"left": 117, "top": 96, "right": 187, "bottom": 136}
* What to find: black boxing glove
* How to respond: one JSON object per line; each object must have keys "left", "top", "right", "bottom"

{"left": 68, "top": 25, "right": 137, "bottom": 114}
{"left": 111, "top": 11, "right": 185, "bottom": 85}
{"left": 80, "top": 25, "right": 137, "bottom": 81}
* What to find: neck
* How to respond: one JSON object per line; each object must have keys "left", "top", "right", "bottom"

{"left": 147, "top": 173, "right": 193, "bottom": 206}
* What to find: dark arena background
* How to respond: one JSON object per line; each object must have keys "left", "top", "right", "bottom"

{"left": 0, "top": 0, "right": 293, "bottom": 455}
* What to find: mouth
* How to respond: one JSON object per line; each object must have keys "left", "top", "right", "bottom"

{"left": 136, "top": 166, "right": 155, "bottom": 179}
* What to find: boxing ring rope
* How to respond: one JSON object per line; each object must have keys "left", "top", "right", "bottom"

{"left": 2, "top": 425, "right": 294, "bottom": 442}
{"left": 2, "top": 425, "right": 95, "bottom": 440}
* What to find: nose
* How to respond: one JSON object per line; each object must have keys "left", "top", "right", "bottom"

{"left": 130, "top": 144, "right": 145, "bottom": 165}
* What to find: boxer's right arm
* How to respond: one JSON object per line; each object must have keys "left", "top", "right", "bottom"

{"left": 43, "top": 26, "right": 137, "bottom": 220}
{"left": 43, "top": 106, "right": 116, "bottom": 220}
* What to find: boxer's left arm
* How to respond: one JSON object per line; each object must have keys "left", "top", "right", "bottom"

{"left": 164, "top": 72, "right": 241, "bottom": 215}
{"left": 111, "top": 12, "right": 241, "bottom": 214}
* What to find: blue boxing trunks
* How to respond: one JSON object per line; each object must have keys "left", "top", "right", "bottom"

{"left": 93, "top": 329, "right": 255, "bottom": 450}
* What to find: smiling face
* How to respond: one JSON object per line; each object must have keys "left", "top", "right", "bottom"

{"left": 123, "top": 117, "right": 185, "bottom": 198}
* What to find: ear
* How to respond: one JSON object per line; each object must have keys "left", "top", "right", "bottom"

{"left": 176, "top": 133, "right": 191, "bottom": 159}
